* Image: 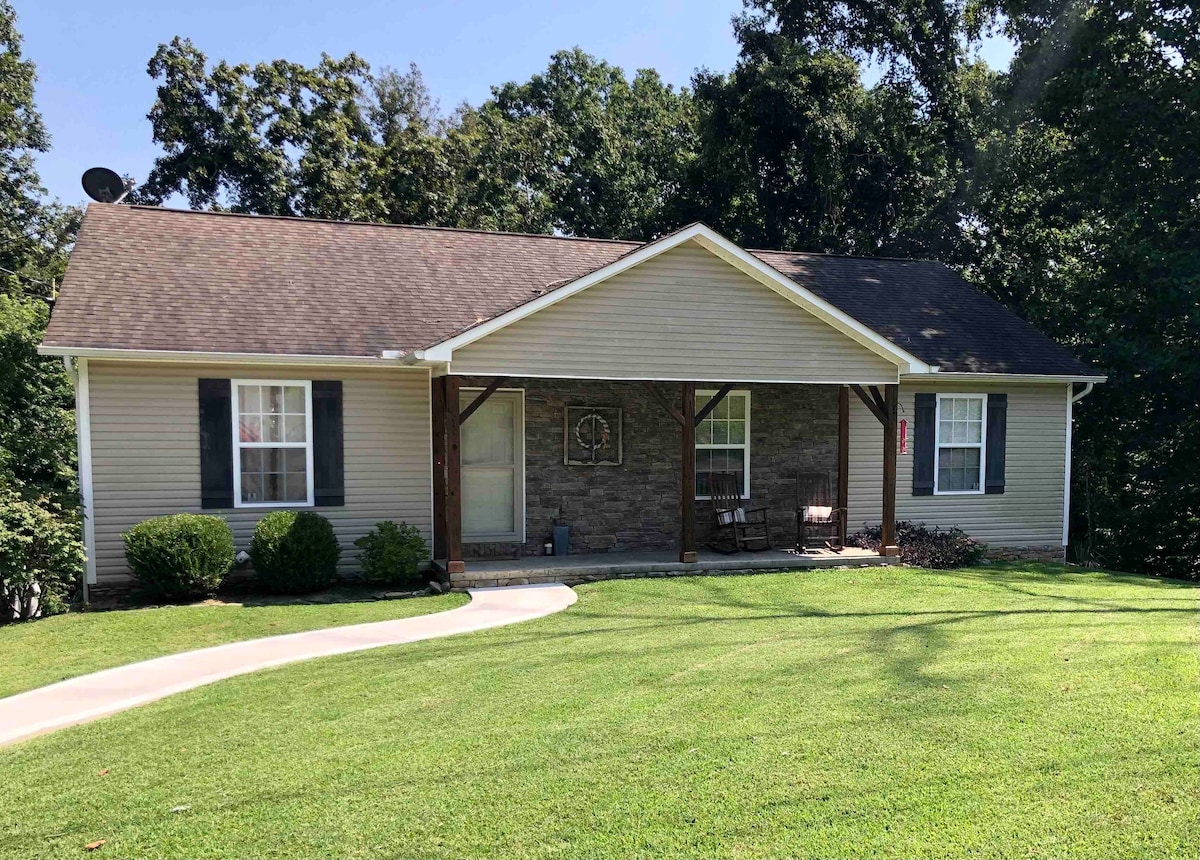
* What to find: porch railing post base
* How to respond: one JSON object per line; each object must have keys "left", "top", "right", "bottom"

{"left": 881, "top": 546, "right": 901, "bottom": 557}
{"left": 446, "top": 560, "right": 466, "bottom": 575}
{"left": 680, "top": 551, "right": 699, "bottom": 564}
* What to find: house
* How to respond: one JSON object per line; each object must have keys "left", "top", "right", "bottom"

{"left": 40, "top": 204, "right": 1104, "bottom": 591}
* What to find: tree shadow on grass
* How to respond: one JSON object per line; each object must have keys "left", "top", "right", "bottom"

{"left": 418, "top": 595, "right": 1197, "bottom": 693}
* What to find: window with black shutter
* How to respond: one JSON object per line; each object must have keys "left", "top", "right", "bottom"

{"left": 199, "top": 378, "right": 344, "bottom": 508}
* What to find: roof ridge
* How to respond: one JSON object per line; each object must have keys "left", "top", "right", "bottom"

{"left": 114, "top": 204, "right": 644, "bottom": 246}
{"left": 749, "top": 246, "right": 944, "bottom": 265}
{"left": 109, "top": 206, "right": 945, "bottom": 263}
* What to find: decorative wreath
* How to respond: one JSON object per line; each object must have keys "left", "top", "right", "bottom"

{"left": 574, "top": 411, "right": 611, "bottom": 454}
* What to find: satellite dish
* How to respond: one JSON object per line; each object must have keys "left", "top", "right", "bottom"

{"left": 82, "top": 167, "right": 134, "bottom": 203}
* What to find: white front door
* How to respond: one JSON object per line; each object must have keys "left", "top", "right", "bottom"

{"left": 460, "top": 389, "right": 524, "bottom": 543}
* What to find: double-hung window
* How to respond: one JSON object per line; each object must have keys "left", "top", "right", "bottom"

{"left": 695, "top": 389, "right": 750, "bottom": 499}
{"left": 934, "top": 394, "right": 986, "bottom": 494}
{"left": 232, "top": 380, "right": 314, "bottom": 507}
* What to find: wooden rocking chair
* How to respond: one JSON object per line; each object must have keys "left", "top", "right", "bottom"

{"left": 795, "top": 472, "right": 845, "bottom": 553}
{"left": 709, "top": 472, "right": 771, "bottom": 553}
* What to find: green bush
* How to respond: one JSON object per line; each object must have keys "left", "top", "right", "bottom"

{"left": 0, "top": 488, "right": 83, "bottom": 621}
{"left": 250, "top": 510, "right": 341, "bottom": 594}
{"left": 123, "top": 513, "right": 235, "bottom": 600}
{"left": 355, "top": 521, "right": 429, "bottom": 587}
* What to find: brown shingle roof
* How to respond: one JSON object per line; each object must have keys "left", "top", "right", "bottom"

{"left": 44, "top": 204, "right": 1095, "bottom": 376}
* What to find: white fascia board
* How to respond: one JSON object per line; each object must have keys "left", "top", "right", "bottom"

{"left": 402, "top": 348, "right": 442, "bottom": 364}
{"left": 435, "top": 369, "right": 900, "bottom": 385}
{"left": 901, "top": 371, "right": 1108, "bottom": 384}
{"left": 36, "top": 346, "right": 416, "bottom": 369}
{"left": 421, "top": 223, "right": 931, "bottom": 374}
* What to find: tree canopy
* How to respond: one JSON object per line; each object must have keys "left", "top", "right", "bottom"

{"left": 0, "top": 1, "right": 83, "bottom": 607}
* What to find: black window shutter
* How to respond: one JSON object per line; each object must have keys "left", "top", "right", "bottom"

{"left": 985, "top": 394, "right": 1008, "bottom": 494}
{"left": 198, "top": 379, "right": 233, "bottom": 509}
{"left": 912, "top": 393, "right": 936, "bottom": 496}
{"left": 313, "top": 380, "right": 345, "bottom": 507}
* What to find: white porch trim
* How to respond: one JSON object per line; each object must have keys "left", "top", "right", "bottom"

{"left": 65, "top": 357, "right": 97, "bottom": 588}
{"left": 908, "top": 371, "right": 1108, "bottom": 384}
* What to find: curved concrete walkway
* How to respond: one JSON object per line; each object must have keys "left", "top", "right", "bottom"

{"left": 0, "top": 583, "right": 576, "bottom": 748}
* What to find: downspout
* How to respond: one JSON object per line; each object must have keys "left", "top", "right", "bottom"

{"left": 1062, "top": 382, "right": 1096, "bottom": 551}
{"left": 63, "top": 356, "right": 95, "bottom": 605}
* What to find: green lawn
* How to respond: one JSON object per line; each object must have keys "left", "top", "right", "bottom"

{"left": 0, "top": 591, "right": 466, "bottom": 699}
{"left": 1, "top": 564, "right": 1196, "bottom": 859}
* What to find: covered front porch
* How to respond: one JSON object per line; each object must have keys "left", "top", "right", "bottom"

{"left": 430, "top": 375, "right": 902, "bottom": 588}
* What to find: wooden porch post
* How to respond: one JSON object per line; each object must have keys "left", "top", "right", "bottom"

{"left": 444, "top": 375, "right": 465, "bottom": 575}
{"left": 431, "top": 376, "right": 447, "bottom": 562}
{"left": 881, "top": 383, "right": 900, "bottom": 556}
{"left": 838, "top": 385, "right": 849, "bottom": 546}
{"left": 680, "top": 381, "right": 698, "bottom": 563}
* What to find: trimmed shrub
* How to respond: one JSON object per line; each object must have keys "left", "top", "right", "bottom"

{"left": 250, "top": 510, "right": 341, "bottom": 594}
{"left": 123, "top": 513, "right": 235, "bottom": 600}
{"left": 355, "top": 521, "right": 429, "bottom": 587}
{"left": 849, "top": 520, "right": 987, "bottom": 569}
{"left": 0, "top": 488, "right": 83, "bottom": 621}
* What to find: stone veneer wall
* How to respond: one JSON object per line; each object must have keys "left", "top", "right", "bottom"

{"left": 461, "top": 378, "right": 840, "bottom": 559}
{"left": 985, "top": 545, "right": 1066, "bottom": 563}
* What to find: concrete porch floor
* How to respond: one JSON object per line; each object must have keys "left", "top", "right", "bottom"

{"left": 441, "top": 547, "right": 892, "bottom": 588}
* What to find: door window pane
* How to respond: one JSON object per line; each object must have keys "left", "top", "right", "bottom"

{"left": 460, "top": 392, "right": 521, "bottom": 538}
{"left": 463, "top": 469, "right": 516, "bottom": 534}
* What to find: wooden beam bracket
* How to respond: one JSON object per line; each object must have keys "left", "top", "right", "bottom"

{"left": 850, "top": 384, "right": 888, "bottom": 425}
{"left": 868, "top": 385, "right": 888, "bottom": 417}
{"left": 460, "top": 377, "right": 508, "bottom": 424}
{"left": 642, "top": 381, "right": 686, "bottom": 427}
{"left": 694, "top": 383, "right": 735, "bottom": 426}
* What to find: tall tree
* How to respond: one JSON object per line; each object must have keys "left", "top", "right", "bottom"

{"left": 365, "top": 64, "right": 459, "bottom": 226}
{"left": 138, "top": 45, "right": 697, "bottom": 239}
{"left": 0, "top": 0, "right": 74, "bottom": 296}
{"left": 455, "top": 49, "right": 697, "bottom": 239}
{"left": 743, "top": 0, "right": 999, "bottom": 258}
{"left": 0, "top": 0, "right": 77, "bottom": 503}
{"left": 136, "top": 38, "right": 380, "bottom": 219}
{"left": 682, "top": 21, "right": 972, "bottom": 254}
{"left": 964, "top": 0, "right": 1200, "bottom": 576}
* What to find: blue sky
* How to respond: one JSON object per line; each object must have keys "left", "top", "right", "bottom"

{"left": 19, "top": 0, "right": 1014, "bottom": 206}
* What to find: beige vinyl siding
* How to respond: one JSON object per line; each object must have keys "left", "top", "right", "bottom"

{"left": 88, "top": 361, "right": 431, "bottom": 585}
{"left": 450, "top": 241, "right": 899, "bottom": 383}
{"left": 847, "top": 382, "right": 1068, "bottom": 547}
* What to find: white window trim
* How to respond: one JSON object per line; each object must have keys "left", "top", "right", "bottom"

{"left": 231, "top": 379, "right": 315, "bottom": 509}
{"left": 933, "top": 392, "right": 987, "bottom": 496}
{"left": 460, "top": 387, "right": 526, "bottom": 544}
{"left": 695, "top": 388, "right": 751, "bottom": 501}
